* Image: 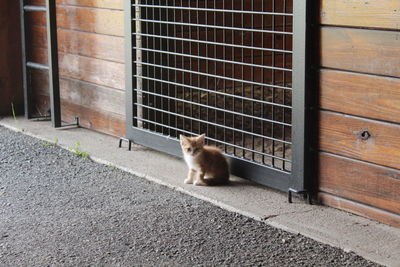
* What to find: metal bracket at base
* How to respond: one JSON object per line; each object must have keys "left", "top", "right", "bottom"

{"left": 30, "top": 116, "right": 51, "bottom": 121}
{"left": 119, "top": 137, "right": 133, "bottom": 151}
{"left": 57, "top": 116, "right": 79, "bottom": 128}
{"left": 288, "top": 188, "right": 312, "bottom": 205}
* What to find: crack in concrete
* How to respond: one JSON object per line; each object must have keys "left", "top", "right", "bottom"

{"left": 261, "top": 209, "right": 316, "bottom": 222}
{"left": 261, "top": 214, "right": 279, "bottom": 221}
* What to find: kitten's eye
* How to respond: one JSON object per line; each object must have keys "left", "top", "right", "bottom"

{"left": 187, "top": 148, "right": 192, "bottom": 152}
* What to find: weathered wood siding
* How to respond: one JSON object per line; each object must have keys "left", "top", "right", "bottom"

{"left": 319, "top": 0, "right": 400, "bottom": 227}
{"left": 27, "top": 0, "right": 125, "bottom": 136}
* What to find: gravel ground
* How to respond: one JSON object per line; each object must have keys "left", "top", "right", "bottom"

{"left": 0, "top": 126, "right": 379, "bottom": 266}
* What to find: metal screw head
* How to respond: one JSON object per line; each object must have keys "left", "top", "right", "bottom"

{"left": 360, "top": 130, "right": 371, "bottom": 140}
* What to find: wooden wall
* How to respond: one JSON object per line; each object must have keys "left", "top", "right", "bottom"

{"left": 27, "top": 0, "right": 125, "bottom": 136}
{"left": 0, "top": 0, "right": 24, "bottom": 115}
{"left": 318, "top": 0, "right": 400, "bottom": 227}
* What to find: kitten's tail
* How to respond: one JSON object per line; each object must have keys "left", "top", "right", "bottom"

{"left": 204, "top": 174, "right": 230, "bottom": 186}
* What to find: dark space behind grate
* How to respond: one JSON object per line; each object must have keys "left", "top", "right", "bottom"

{"left": 132, "top": 0, "right": 293, "bottom": 173}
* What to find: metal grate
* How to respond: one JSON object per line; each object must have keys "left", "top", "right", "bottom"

{"left": 131, "top": 0, "right": 293, "bottom": 173}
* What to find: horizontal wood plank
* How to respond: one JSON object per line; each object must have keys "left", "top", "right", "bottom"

{"left": 57, "top": 6, "right": 123, "bottom": 36}
{"left": 319, "top": 111, "right": 400, "bottom": 170}
{"left": 58, "top": 29, "right": 124, "bottom": 63}
{"left": 318, "top": 192, "right": 400, "bottom": 228}
{"left": 27, "top": 6, "right": 123, "bottom": 36}
{"left": 320, "top": 0, "right": 400, "bottom": 30}
{"left": 59, "top": 78, "right": 125, "bottom": 116}
{"left": 320, "top": 69, "right": 400, "bottom": 124}
{"left": 61, "top": 100, "right": 125, "bottom": 137}
{"left": 27, "top": 48, "right": 124, "bottom": 90}
{"left": 319, "top": 152, "right": 400, "bottom": 215}
{"left": 31, "top": 26, "right": 124, "bottom": 63}
{"left": 30, "top": 70, "right": 125, "bottom": 116}
{"left": 321, "top": 27, "right": 400, "bottom": 78}
{"left": 59, "top": 53, "right": 124, "bottom": 90}
{"left": 33, "top": 95, "right": 125, "bottom": 137}
{"left": 27, "top": 0, "right": 123, "bottom": 10}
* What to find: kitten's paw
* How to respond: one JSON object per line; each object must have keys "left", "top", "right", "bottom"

{"left": 184, "top": 178, "right": 193, "bottom": 184}
{"left": 194, "top": 180, "right": 207, "bottom": 186}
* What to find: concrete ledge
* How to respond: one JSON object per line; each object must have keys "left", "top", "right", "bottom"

{"left": 1, "top": 117, "right": 399, "bottom": 266}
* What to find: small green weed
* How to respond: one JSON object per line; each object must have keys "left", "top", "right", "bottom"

{"left": 43, "top": 136, "right": 59, "bottom": 147}
{"left": 11, "top": 103, "right": 17, "bottom": 121}
{"left": 11, "top": 102, "right": 22, "bottom": 131}
{"left": 43, "top": 141, "right": 52, "bottom": 147}
{"left": 70, "top": 141, "right": 90, "bottom": 158}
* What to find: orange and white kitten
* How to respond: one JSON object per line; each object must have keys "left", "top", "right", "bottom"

{"left": 179, "top": 134, "right": 229, "bottom": 186}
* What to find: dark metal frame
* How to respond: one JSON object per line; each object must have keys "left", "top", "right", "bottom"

{"left": 20, "top": 0, "right": 77, "bottom": 128}
{"left": 124, "top": 0, "right": 314, "bottom": 194}
{"left": 290, "top": 0, "right": 313, "bottom": 194}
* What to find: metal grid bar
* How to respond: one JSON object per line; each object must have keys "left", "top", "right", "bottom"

{"left": 261, "top": 0, "right": 266, "bottom": 165}
{"left": 283, "top": 0, "right": 288, "bottom": 171}
{"left": 24, "top": 5, "right": 46, "bottom": 12}
{"left": 222, "top": 0, "right": 227, "bottom": 153}
{"left": 134, "top": 60, "right": 292, "bottom": 90}
{"left": 213, "top": 0, "right": 217, "bottom": 148}
{"left": 231, "top": 0, "right": 237, "bottom": 157}
{"left": 251, "top": 0, "right": 255, "bottom": 161}
{"left": 134, "top": 117, "right": 291, "bottom": 163}
{"left": 240, "top": 0, "right": 245, "bottom": 158}
{"left": 195, "top": 0, "right": 201, "bottom": 137}
{"left": 208, "top": 1, "right": 211, "bottom": 141}
{"left": 272, "top": 0, "right": 276, "bottom": 167}
{"left": 134, "top": 103, "right": 291, "bottom": 145}
{"left": 26, "top": 62, "right": 49, "bottom": 70}
{"left": 133, "top": 73, "right": 291, "bottom": 108}
{"left": 189, "top": 0, "right": 194, "bottom": 137}
{"left": 132, "top": 125, "right": 292, "bottom": 176}
{"left": 133, "top": 46, "right": 292, "bottom": 72}
{"left": 132, "top": 18, "right": 292, "bottom": 35}
{"left": 132, "top": 4, "right": 293, "bottom": 16}
{"left": 133, "top": 88, "right": 291, "bottom": 127}
{"left": 173, "top": 0, "right": 178, "bottom": 137}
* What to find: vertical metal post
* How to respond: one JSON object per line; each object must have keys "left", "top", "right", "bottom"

{"left": 19, "top": 0, "right": 30, "bottom": 119}
{"left": 291, "top": 0, "right": 311, "bottom": 192}
{"left": 46, "top": 0, "right": 61, "bottom": 127}
{"left": 125, "top": 0, "right": 134, "bottom": 131}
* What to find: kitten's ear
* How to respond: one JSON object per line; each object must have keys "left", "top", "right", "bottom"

{"left": 197, "top": 134, "right": 206, "bottom": 145}
{"left": 179, "top": 134, "right": 187, "bottom": 145}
